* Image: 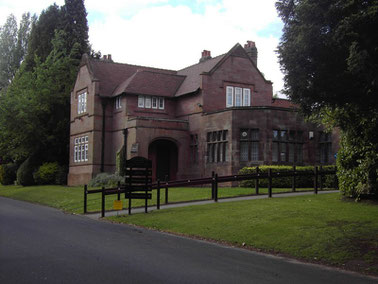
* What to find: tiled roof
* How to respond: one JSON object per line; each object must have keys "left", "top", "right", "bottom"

{"left": 113, "top": 70, "right": 185, "bottom": 97}
{"left": 175, "top": 54, "right": 226, "bottom": 96}
{"left": 271, "top": 98, "right": 296, "bottom": 108}
{"left": 88, "top": 59, "right": 176, "bottom": 97}
{"left": 83, "top": 43, "right": 266, "bottom": 98}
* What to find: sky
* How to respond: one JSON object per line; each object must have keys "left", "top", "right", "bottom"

{"left": 0, "top": 0, "right": 286, "bottom": 96}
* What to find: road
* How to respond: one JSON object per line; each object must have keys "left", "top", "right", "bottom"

{"left": 0, "top": 197, "right": 376, "bottom": 284}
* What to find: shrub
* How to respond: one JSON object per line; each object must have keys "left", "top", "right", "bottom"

{"left": 54, "top": 165, "right": 68, "bottom": 185}
{"left": 239, "top": 165, "right": 337, "bottom": 188}
{"left": 337, "top": 133, "right": 377, "bottom": 198}
{"left": 33, "top": 162, "right": 60, "bottom": 185}
{"left": 17, "top": 157, "right": 39, "bottom": 186}
{"left": 88, "top": 172, "right": 123, "bottom": 188}
{"left": 0, "top": 163, "right": 18, "bottom": 185}
{"left": 116, "top": 146, "right": 126, "bottom": 176}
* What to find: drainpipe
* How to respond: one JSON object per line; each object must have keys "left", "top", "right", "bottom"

{"left": 100, "top": 99, "right": 107, "bottom": 172}
{"left": 123, "top": 128, "right": 128, "bottom": 161}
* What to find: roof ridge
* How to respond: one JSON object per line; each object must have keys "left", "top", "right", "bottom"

{"left": 177, "top": 53, "right": 226, "bottom": 72}
{"left": 136, "top": 69, "right": 186, "bottom": 78}
{"left": 90, "top": 57, "right": 177, "bottom": 73}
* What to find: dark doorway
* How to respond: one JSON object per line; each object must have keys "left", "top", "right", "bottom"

{"left": 148, "top": 139, "right": 178, "bottom": 181}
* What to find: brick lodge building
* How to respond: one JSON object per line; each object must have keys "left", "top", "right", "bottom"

{"left": 67, "top": 41, "right": 339, "bottom": 186}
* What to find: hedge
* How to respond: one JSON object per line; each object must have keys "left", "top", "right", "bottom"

{"left": 239, "top": 165, "right": 337, "bottom": 188}
{"left": 88, "top": 172, "right": 124, "bottom": 188}
{"left": 17, "top": 157, "right": 38, "bottom": 186}
{"left": 0, "top": 163, "right": 18, "bottom": 185}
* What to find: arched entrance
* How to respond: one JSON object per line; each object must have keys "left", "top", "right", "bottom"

{"left": 148, "top": 139, "right": 178, "bottom": 181}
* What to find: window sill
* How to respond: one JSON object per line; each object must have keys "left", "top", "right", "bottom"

{"left": 135, "top": 109, "right": 168, "bottom": 115}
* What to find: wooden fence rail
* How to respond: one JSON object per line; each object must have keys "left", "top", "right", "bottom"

{"left": 84, "top": 166, "right": 337, "bottom": 217}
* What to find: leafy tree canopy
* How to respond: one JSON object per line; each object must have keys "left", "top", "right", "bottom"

{"left": 0, "top": 0, "right": 90, "bottom": 174}
{"left": 0, "top": 13, "right": 32, "bottom": 92}
{"left": 276, "top": 0, "right": 378, "bottom": 196}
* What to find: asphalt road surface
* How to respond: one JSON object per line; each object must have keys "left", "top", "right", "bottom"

{"left": 0, "top": 197, "right": 376, "bottom": 284}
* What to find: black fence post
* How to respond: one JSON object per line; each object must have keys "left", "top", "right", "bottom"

{"left": 101, "top": 186, "right": 105, "bottom": 218}
{"left": 128, "top": 192, "right": 132, "bottom": 215}
{"left": 268, "top": 168, "right": 272, "bottom": 198}
{"left": 292, "top": 166, "right": 296, "bottom": 192}
{"left": 165, "top": 175, "right": 169, "bottom": 204}
{"left": 319, "top": 166, "right": 323, "bottom": 191}
{"left": 145, "top": 189, "right": 148, "bottom": 213}
{"left": 117, "top": 181, "right": 121, "bottom": 201}
{"left": 211, "top": 171, "right": 215, "bottom": 199}
{"left": 214, "top": 173, "right": 218, "bottom": 202}
{"left": 157, "top": 179, "right": 161, "bottom": 210}
{"left": 314, "top": 166, "right": 318, "bottom": 194}
{"left": 84, "top": 184, "right": 88, "bottom": 214}
{"left": 255, "top": 167, "right": 259, "bottom": 195}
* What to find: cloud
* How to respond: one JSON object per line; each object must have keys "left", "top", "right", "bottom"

{"left": 0, "top": 0, "right": 285, "bottom": 96}
{"left": 0, "top": 0, "right": 65, "bottom": 23}
{"left": 88, "top": 0, "right": 285, "bottom": 95}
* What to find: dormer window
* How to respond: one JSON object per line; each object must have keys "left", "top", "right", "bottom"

{"left": 152, "top": 97, "right": 158, "bottom": 109}
{"left": 115, "top": 96, "right": 122, "bottom": 109}
{"left": 226, "top": 86, "right": 251, "bottom": 108}
{"left": 77, "top": 91, "right": 87, "bottom": 114}
{"left": 138, "top": 95, "right": 165, "bottom": 110}
{"left": 158, "top": 97, "right": 164, "bottom": 109}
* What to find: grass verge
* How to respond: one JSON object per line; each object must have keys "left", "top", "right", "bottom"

{"left": 0, "top": 184, "right": 317, "bottom": 214}
{"left": 107, "top": 193, "right": 378, "bottom": 276}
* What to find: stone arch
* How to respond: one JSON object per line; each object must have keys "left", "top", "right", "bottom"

{"left": 148, "top": 139, "right": 178, "bottom": 181}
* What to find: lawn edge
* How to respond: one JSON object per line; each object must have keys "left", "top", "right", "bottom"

{"left": 104, "top": 217, "right": 378, "bottom": 279}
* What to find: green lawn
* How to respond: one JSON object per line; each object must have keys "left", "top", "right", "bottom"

{"left": 108, "top": 193, "right": 378, "bottom": 275}
{"left": 0, "top": 184, "right": 317, "bottom": 214}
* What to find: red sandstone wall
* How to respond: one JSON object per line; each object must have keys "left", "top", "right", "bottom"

{"left": 202, "top": 55, "right": 273, "bottom": 113}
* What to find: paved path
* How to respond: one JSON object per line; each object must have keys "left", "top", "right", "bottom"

{"left": 1, "top": 196, "right": 377, "bottom": 284}
{"left": 86, "top": 190, "right": 340, "bottom": 219}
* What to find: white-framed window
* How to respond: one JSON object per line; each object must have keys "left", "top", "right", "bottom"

{"left": 235, "top": 87, "right": 242, "bottom": 106}
{"left": 138, "top": 95, "right": 145, "bottom": 108}
{"left": 152, "top": 97, "right": 158, "bottom": 109}
{"left": 77, "top": 91, "right": 87, "bottom": 114}
{"left": 226, "top": 86, "right": 234, "bottom": 107}
{"left": 74, "top": 135, "right": 89, "bottom": 163}
{"left": 145, "top": 96, "right": 152, "bottom": 108}
{"left": 226, "top": 86, "right": 251, "bottom": 108}
{"left": 138, "top": 95, "right": 165, "bottom": 110}
{"left": 158, "top": 97, "right": 165, "bottom": 109}
{"left": 115, "top": 96, "right": 122, "bottom": 109}
{"left": 243, "top": 88, "right": 251, "bottom": 106}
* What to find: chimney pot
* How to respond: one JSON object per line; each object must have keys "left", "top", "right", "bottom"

{"left": 200, "top": 50, "right": 212, "bottom": 63}
{"left": 244, "top": 40, "right": 258, "bottom": 66}
{"left": 103, "top": 55, "right": 107, "bottom": 60}
{"left": 108, "top": 54, "right": 112, "bottom": 61}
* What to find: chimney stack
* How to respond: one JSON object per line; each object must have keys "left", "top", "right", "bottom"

{"left": 102, "top": 54, "right": 113, "bottom": 62}
{"left": 244, "top": 41, "right": 258, "bottom": 66}
{"left": 199, "top": 50, "right": 212, "bottom": 63}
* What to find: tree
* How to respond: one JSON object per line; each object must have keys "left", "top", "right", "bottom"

{"left": 0, "top": 13, "right": 32, "bottom": 93}
{"left": 61, "top": 0, "right": 90, "bottom": 58}
{"left": 276, "top": 0, "right": 378, "bottom": 197}
{"left": 14, "top": 13, "right": 33, "bottom": 71}
{"left": 0, "top": 30, "right": 80, "bottom": 165}
{"left": 0, "top": 14, "right": 18, "bottom": 92}
{"left": 25, "top": 4, "right": 62, "bottom": 70}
